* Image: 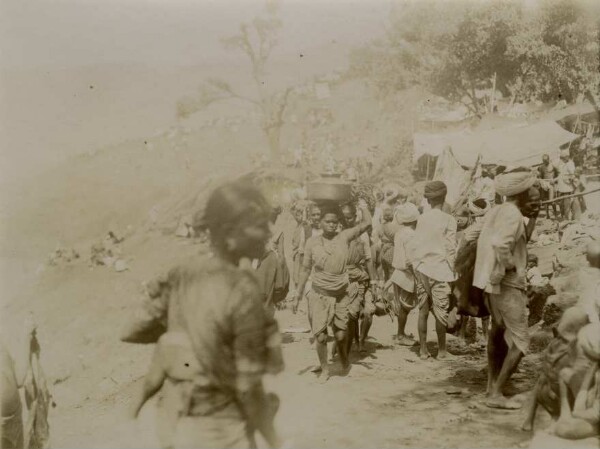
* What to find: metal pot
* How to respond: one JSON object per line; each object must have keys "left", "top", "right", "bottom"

{"left": 307, "top": 173, "right": 352, "bottom": 202}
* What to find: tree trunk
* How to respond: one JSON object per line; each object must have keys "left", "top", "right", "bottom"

{"left": 264, "top": 124, "right": 282, "bottom": 162}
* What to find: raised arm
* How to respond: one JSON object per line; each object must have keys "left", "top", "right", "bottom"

{"left": 362, "top": 233, "right": 379, "bottom": 287}
{"left": 343, "top": 206, "right": 373, "bottom": 244}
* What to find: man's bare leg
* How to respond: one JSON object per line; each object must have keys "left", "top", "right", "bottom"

{"left": 551, "top": 202, "right": 559, "bottom": 221}
{"left": 359, "top": 313, "right": 372, "bottom": 353}
{"left": 315, "top": 333, "right": 330, "bottom": 381}
{"left": 396, "top": 306, "right": 414, "bottom": 346}
{"left": 457, "top": 317, "right": 469, "bottom": 346}
{"left": 486, "top": 322, "right": 506, "bottom": 395}
{"left": 334, "top": 327, "right": 350, "bottom": 372}
{"left": 418, "top": 301, "right": 431, "bottom": 359}
{"left": 481, "top": 316, "right": 490, "bottom": 339}
{"left": 435, "top": 315, "right": 449, "bottom": 359}
{"left": 346, "top": 317, "right": 358, "bottom": 355}
{"left": 485, "top": 343, "right": 523, "bottom": 409}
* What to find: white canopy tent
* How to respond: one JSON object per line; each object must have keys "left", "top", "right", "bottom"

{"left": 414, "top": 120, "right": 580, "bottom": 168}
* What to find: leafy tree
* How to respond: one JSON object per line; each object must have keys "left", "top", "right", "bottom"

{"left": 506, "top": 0, "right": 600, "bottom": 103}
{"left": 349, "top": 0, "right": 600, "bottom": 115}
{"left": 177, "top": 1, "right": 293, "bottom": 161}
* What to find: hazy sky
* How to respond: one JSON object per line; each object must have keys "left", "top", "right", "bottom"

{"left": 1, "top": 0, "right": 392, "bottom": 69}
{"left": 0, "top": 0, "right": 393, "bottom": 185}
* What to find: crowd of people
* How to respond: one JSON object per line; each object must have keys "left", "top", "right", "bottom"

{"left": 537, "top": 149, "right": 588, "bottom": 221}
{"left": 113, "top": 153, "right": 600, "bottom": 448}
{"left": 2, "top": 153, "right": 597, "bottom": 448}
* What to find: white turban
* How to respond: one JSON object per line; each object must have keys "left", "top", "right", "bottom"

{"left": 494, "top": 169, "right": 536, "bottom": 197}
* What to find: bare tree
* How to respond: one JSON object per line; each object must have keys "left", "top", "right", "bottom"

{"left": 177, "top": 1, "right": 292, "bottom": 161}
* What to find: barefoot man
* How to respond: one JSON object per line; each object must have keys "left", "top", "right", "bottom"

{"left": 473, "top": 168, "right": 540, "bottom": 409}
{"left": 293, "top": 203, "right": 372, "bottom": 380}
{"left": 411, "top": 181, "right": 457, "bottom": 360}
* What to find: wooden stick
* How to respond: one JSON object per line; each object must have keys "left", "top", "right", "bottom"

{"left": 539, "top": 187, "right": 600, "bottom": 205}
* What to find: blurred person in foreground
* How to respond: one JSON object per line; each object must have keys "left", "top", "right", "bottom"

{"left": 124, "top": 177, "right": 284, "bottom": 449}
{"left": 473, "top": 168, "right": 540, "bottom": 410}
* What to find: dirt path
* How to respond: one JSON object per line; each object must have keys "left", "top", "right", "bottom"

{"left": 48, "top": 306, "right": 546, "bottom": 448}
{"left": 1, "top": 227, "right": 552, "bottom": 449}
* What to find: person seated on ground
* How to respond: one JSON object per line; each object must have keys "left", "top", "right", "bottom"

{"left": 387, "top": 202, "right": 420, "bottom": 346}
{"left": 473, "top": 168, "right": 540, "bottom": 410}
{"left": 409, "top": 181, "right": 458, "bottom": 360}
{"left": 526, "top": 254, "right": 548, "bottom": 288}
{"left": 292, "top": 203, "right": 373, "bottom": 381}
{"left": 554, "top": 323, "right": 600, "bottom": 440}
{"left": 580, "top": 242, "right": 600, "bottom": 328}
{"left": 520, "top": 305, "right": 592, "bottom": 432}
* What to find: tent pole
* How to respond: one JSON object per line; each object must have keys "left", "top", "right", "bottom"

{"left": 426, "top": 156, "right": 431, "bottom": 180}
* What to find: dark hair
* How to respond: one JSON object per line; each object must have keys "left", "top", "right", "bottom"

{"left": 427, "top": 195, "right": 446, "bottom": 208}
{"left": 472, "top": 198, "right": 487, "bottom": 209}
{"left": 194, "top": 178, "right": 270, "bottom": 243}
{"left": 340, "top": 201, "right": 356, "bottom": 215}
{"left": 320, "top": 204, "right": 342, "bottom": 219}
